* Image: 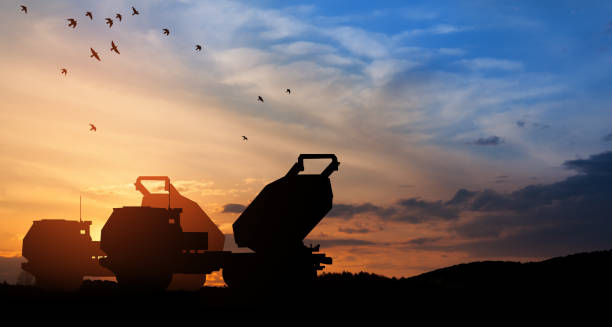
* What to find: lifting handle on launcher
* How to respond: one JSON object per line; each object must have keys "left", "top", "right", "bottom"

{"left": 134, "top": 176, "right": 171, "bottom": 196}
{"left": 285, "top": 154, "right": 340, "bottom": 178}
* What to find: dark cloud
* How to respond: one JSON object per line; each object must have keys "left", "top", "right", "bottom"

{"left": 515, "top": 119, "right": 549, "bottom": 129}
{"left": 395, "top": 198, "right": 461, "bottom": 223}
{"left": 445, "top": 189, "right": 478, "bottom": 205}
{"left": 562, "top": 152, "right": 612, "bottom": 175}
{"left": 456, "top": 151, "right": 612, "bottom": 256}
{"left": 471, "top": 136, "right": 504, "bottom": 146}
{"left": 305, "top": 238, "right": 377, "bottom": 248}
{"left": 222, "top": 203, "right": 246, "bottom": 213}
{"left": 328, "top": 151, "right": 612, "bottom": 258}
{"left": 401, "top": 237, "right": 442, "bottom": 246}
{"left": 602, "top": 132, "right": 612, "bottom": 142}
{"left": 328, "top": 203, "right": 394, "bottom": 220}
{"left": 338, "top": 227, "right": 371, "bottom": 234}
{"left": 328, "top": 198, "right": 461, "bottom": 223}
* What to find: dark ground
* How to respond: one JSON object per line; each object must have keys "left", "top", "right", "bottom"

{"left": 1, "top": 250, "right": 611, "bottom": 315}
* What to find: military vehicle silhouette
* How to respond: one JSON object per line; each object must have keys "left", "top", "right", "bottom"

{"left": 21, "top": 154, "right": 339, "bottom": 291}
{"left": 21, "top": 220, "right": 114, "bottom": 290}
{"left": 133, "top": 176, "right": 224, "bottom": 290}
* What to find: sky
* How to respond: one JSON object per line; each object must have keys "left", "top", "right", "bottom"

{"left": 1, "top": 0, "right": 612, "bottom": 283}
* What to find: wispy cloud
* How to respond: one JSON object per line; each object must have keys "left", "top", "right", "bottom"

{"left": 305, "top": 238, "right": 377, "bottom": 248}
{"left": 459, "top": 58, "right": 523, "bottom": 71}
{"left": 338, "top": 227, "right": 372, "bottom": 234}
{"left": 470, "top": 136, "right": 504, "bottom": 146}
{"left": 392, "top": 24, "right": 467, "bottom": 43}
{"left": 221, "top": 203, "right": 246, "bottom": 213}
{"left": 326, "top": 26, "right": 389, "bottom": 59}
{"left": 272, "top": 41, "right": 336, "bottom": 56}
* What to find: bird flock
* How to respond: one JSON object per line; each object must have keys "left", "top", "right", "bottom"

{"left": 18, "top": 4, "right": 292, "bottom": 141}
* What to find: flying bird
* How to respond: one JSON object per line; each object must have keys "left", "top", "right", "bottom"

{"left": 162, "top": 28, "right": 170, "bottom": 36}
{"left": 90, "top": 48, "right": 101, "bottom": 61}
{"left": 110, "top": 41, "right": 120, "bottom": 54}
{"left": 257, "top": 96, "right": 264, "bottom": 103}
{"left": 20, "top": 5, "right": 27, "bottom": 14}
{"left": 195, "top": 44, "right": 202, "bottom": 51}
{"left": 285, "top": 89, "right": 291, "bottom": 94}
{"left": 89, "top": 124, "right": 97, "bottom": 132}
{"left": 67, "top": 18, "right": 77, "bottom": 29}
{"left": 115, "top": 13, "right": 122, "bottom": 22}
{"left": 60, "top": 68, "right": 67, "bottom": 76}
{"left": 242, "top": 136, "right": 248, "bottom": 141}
{"left": 85, "top": 11, "right": 93, "bottom": 20}
{"left": 131, "top": 6, "right": 139, "bottom": 15}
{"left": 105, "top": 18, "right": 113, "bottom": 28}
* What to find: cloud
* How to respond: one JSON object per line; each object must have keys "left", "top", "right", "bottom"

{"left": 458, "top": 150, "right": 612, "bottom": 253}
{"left": 516, "top": 119, "right": 549, "bottom": 129}
{"left": 400, "top": 237, "right": 442, "bottom": 246}
{"left": 328, "top": 203, "right": 390, "bottom": 219}
{"left": 494, "top": 175, "right": 508, "bottom": 184}
{"left": 562, "top": 152, "right": 612, "bottom": 175}
{"left": 459, "top": 58, "right": 523, "bottom": 71}
{"left": 329, "top": 198, "right": 461, "bottom": 223}
{"left": 427, "top": 24, "right": 464, "bottom": 34}
{"left": 222, "top": 203, "right": 246, "bottom": 213}
{"left": 326, "top": 26, "right": 389, "bottom": 59}
{"left": 394, "top": 198, "right": 461, "bottom": 223}
{"left": 338, "top": 227, "right": 372, "bottom": 234}
{"left": 470, "top": 136, "right": 504, "bottom": 146}
{"left": 272, "top": 41, "right": 336, "bottom": 56}
{"left": 328, "top": 151, "right": 612, "bottom": 258}
{"left": 400, "top": 24, "right": 466, "bottom": 38}
{"left": 445, "top": 189, "right": 478, "bottom": 205}
{"left": 602, "top": 132, "right": 612, "bottom": 142}
{"left": 305, "top": 238, "right": 377, "bottom": 248}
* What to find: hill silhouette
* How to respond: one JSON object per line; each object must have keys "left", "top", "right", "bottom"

{"left": 1, "top": 249, "right": 611, "bottom": 312}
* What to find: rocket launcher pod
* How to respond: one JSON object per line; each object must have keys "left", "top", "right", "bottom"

{"left": 232, "top": 154, "right": 340, "bottom": 254}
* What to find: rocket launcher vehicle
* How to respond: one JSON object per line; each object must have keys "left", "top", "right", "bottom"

{"left": 21, "top": 154, "right": 339, "bottom": 291}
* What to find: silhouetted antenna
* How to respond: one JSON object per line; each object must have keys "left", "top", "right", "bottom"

{"left": 79, "top": 195, "right": 82, "bottom": 223}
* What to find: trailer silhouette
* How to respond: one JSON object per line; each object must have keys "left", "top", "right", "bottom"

{"left": 21, "top": 154, "right": 339, "bottom": 290}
